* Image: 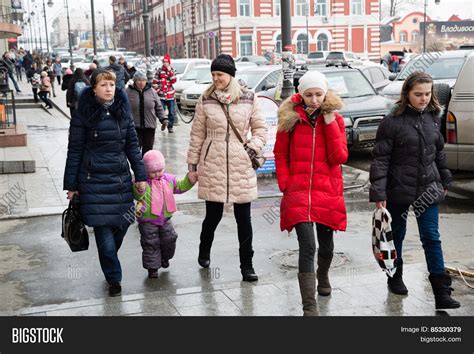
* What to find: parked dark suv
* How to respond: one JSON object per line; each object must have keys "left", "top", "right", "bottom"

{"left": 260, "top": 66, "right": 394, "bottom": 150}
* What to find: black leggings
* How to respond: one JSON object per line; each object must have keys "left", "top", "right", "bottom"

{"left": 38, "top": 91, "right": 53, "bottom": 108}
{"left": 199, "top": 201, "right": 254, "bottom": 269}
{"left": 294, "top": 222, "right": 334, "bottom": 273}
{"left": 135, "top": 128, "right": 156, "bottom": 156}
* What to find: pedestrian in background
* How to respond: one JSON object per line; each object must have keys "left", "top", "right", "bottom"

{"left": 390, "top": 53, "right": 400, "bottom": 73}
{"left": 153, "top": 54, "right": 177, "bottom": 133}
{"left": 274, "top": 71, "right": 348, "bottom": 316}
{"left": 126, "top": 71, "right": 167, "bottom": 156}
{"left": 370, "top": 71, "right": 460, "bottom": 310}
{"left": 1, "top": 52, "right": 21, "bottom": 93}
{"left": 63, "top": 68, "right": 147, "bottom": 297}
{"left": 53, "top": 57, "right": 62, "bottom": 85}
{"left": 186, "top": 54, "right": 267, "bottom": 282}
{"left": 45, "top": 60, "right": 56, "bottom": 97}
{"left": 84, "top": 63, "right": 97, "bottom": 80}
{"left": 133, "top": 150, "right": 196, "bottom": 278}
{"left": 66, "top": 68, "right": 90, "bottom": 117}
{"left": 38, "top": 71, "right": 53, "bottom": 109}
{"left": 61, "top": 68, "right": 73, "bottom": 91}
{"left": 106, "top": 55, "right": 129, "bottom": 91}
{"left": 26, "top": 62, "right": 41, "bottom": 103}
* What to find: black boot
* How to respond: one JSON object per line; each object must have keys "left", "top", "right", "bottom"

{"left": 317, "top": 253, "right": 333, "bottom": 296}
{"left": 428, "top": 273, "right": 461, "bottom": 310}
{"left": 298, "top": 273, "right": 318, "bottom": 316}
{"left": 240, "top": 249, "right": 257, "bottom": 281}
{"left": 387, "top": 259, "right": 408, "bottom": 295}
{"left": 109, "top": 283, "right": 121, "bottom": 297}
{"left": 198, "top": 242, "right": 211, "bottom": 268}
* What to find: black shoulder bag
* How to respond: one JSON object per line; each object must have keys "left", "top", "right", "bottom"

{"left": 61, "top": 194, "right": 89, "bottom": 252}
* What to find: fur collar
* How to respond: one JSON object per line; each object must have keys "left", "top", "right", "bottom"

{"left": 277, "top": 91, "right": 344, "bottom": 132}
{"left": 76, "top": 87, "right": 130, "bottom": 127}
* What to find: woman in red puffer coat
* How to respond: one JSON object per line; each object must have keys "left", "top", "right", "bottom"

{"left": 274, "top": 70, "right": 348, "bottom": 316}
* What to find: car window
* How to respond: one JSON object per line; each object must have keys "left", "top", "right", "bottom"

{"left": 369, "top": 67, "right": 385, "bottom": 83}
{"left": 257, "top": 71, "right": 279, "bottom": 91}
{"left": 236, "top": 71, "right": 269, "bottom": 89}
{"left": 327, "top": 52, "right": 344, "bottom": 60}
{"left": 173, "top": 62, "right": 188, "bottom": 74}
{"left": 308, "top": 52, "right": 323, "bottom": 59}
{"left": 398, "top": 57, "right": 465, "bottom": 80}
{"left": 325, "top": 71, "right": 376, "bottom": 98}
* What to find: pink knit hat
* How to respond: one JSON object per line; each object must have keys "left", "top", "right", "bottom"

{"left": 64, "top": 69, "right": 73, "bottom": 75}
{"left": 143, "top": 150, "right": 165, "bottom": 173}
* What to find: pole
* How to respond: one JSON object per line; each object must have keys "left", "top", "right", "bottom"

{"left": 423, "top": 0, "right": 427, "bottom": 53}
{"left": 142, "top": 0, "right": 151, "bottom": 57}
{"left": 103, "top": 13, "right": 107, "bottom": 49}
{"left": 306, "top": 0, "right": 309, "bottom": 54}
{"left": 42, "top": 0, "right": 49, "bottom": 53}
{"left": 280, "top": 0, "right": 294, "bottom": 99}
{"left": 65, "top": 0, "right": 73, "bottom": 62}
{"left": 202, "top": 0, "right": 207, "bottom": 58}
{"left": 217, "top": 0, "right": 221, "bottom": 54}
{"left": 163, "top": 3, "right": 168, "bottom": 54}
{"left": 90, "top": 0, "right": 97, "bottom": 56}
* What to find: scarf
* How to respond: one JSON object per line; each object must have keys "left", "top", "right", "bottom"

{"left": 304, "top": 105, "right": 321, "bottom": 127}
{"left": 102, "top": 98, "right": 115, "bottom": 110}
{"left": 214, "top": 89, "right": 233, "bottom": 105}
{"left": 150, "top": 175, "right": 176, "bottom": 216}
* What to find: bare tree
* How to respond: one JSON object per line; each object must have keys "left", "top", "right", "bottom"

{"left": 381, "top": 0, "right": 423, "bottom": 18}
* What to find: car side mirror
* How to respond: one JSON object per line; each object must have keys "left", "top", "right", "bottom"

{"left": 264, "top": 83, "right": 276, "bottom": 91}
{"left": 300, "top": 64, "right": 308, "bottom": 71}
{"left": 389, "top": 74, "right": 397, "bottom": 81}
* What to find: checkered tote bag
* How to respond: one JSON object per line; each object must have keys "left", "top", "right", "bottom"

{"left": 372, "top": 207, "right": 397, "bottom": 277}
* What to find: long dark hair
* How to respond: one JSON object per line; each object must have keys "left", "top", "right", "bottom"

{"left": 68, "top": 68, "right": 90, "bottom": 91}
{"left": 394, "top": 71, "right": 441, "bottom": 116}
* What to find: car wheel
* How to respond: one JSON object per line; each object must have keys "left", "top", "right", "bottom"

{"left": 433, "top": 83, "right": 451, "bottom": 142}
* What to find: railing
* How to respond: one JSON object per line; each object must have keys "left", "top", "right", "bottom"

{"left": 0, "top": 5, "right": 13, "bottom": 24}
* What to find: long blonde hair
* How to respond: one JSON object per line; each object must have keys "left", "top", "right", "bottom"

{"left": 203, "top": 76, "right": 242, "bottom": 103}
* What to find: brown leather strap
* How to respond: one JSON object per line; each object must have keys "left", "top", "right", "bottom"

{"left": 217, "top": 102, "right": 245, "bottom": 145}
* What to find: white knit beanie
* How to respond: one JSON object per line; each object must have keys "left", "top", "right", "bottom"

{"left": 298, "top": 71, "right": 328, "bottom": 94}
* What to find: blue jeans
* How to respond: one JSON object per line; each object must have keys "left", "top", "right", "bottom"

{"left": 387, "top": 202, "right": 445, "bottom": 275}
{"left": 161, "top": 99, "right": 176, "bottom": 128}
{"left": 94, "top": 226, "right": 128, "bottom": 284}
{"left": 391, "top": 61, "right": 399, "bottom": 73}
{"left": 8, "top": 71, "right": 21, "bottom": 92}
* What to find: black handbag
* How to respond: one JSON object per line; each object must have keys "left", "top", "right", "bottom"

{"left": 218, "top": 102, "right": 266, "bottom": 170}
{"left": 61, "top": 195, "right": 89, "bottom": 252}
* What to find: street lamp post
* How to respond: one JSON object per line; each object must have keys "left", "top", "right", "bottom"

{"left": 423, "top": 0, "right": 441, "bottom": 53}
{"left": 142, "top": 0, "right": 151, "bottom": 57}
{"left": 65, "top": 0, "right": 73, "bottom": 62}
{"left": 41, "top": 0, "right": 54, "bottom": 54}
{"left": 306, "top": 0, "right": 309, "bottom": 54}
{"left": 90, "top": 0, "right": 97, "bottom": 56}
{"left": 280, "top": 0, "right": 294, "bottom": 99}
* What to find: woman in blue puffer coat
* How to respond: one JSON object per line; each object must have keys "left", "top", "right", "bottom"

{"left": 64, "top": 68, "right": 147, "bottom": 297}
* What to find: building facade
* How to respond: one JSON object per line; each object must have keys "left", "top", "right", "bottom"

{"left": 113, "top": 0, "right": 381, "bottom": 60}
{"left": 0, "top": 0, "right": 23, "bottom": 53}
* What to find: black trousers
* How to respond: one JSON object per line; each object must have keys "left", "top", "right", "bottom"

{"left": 199, "top": 201, "right": 254, "bottom": 270}
{"left": 32, "top": 87, "right": 38, "bottom": 103}
{"left": 38, "top": 91, "right": 53, "bottom": 108}
{"left": 135, "top": 128, "right": 156, "bottom": 156}
{"left": 294, "top": 222, "right": 334, "bottom": 273}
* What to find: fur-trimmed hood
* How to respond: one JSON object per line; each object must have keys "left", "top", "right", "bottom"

{"left": 76, "top": 86, "right": 130, "bottom": 128}
{"left": 277, "top": 91, "right": 344, "bottom": 132}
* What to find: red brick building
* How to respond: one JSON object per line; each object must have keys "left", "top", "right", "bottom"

{"left": 113, "top": 0, "right": 381, "bottom": 60}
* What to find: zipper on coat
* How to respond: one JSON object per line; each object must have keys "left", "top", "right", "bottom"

{"left": 87, "top": 156, "right": 93, "bottom": 180}
{"left": 226, "top": 105, "right": 230, "bottom": 203}
{"left": 308, "top": 125, "right": 316, "bottom": 221}
{"left": 204, "top": 141, "right": 212, "bottom": 161}
{"left": 116, "top": 119, "right": 124, "bottom": 221}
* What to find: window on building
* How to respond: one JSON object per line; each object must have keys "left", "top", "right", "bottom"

{"left": 240, "top": 0, "right": 251, "bottom": 16}
{"left": 296, "top": 0, "right": 307, "bottom": 16}
{"left": 275, "top": 0, "right": 281, "bottom": 16}
{"left": 297, "top": 33, "right": 308, "bottom": 54}
{"left": 240, "top": 35, "right": 253, "bottom": 55}
{"left": 412, "top": 30, "right": 419, "bottom": 42}
{"left": 276, "top": 34, "right": 282, "bottom": 53}
{"left": 399, "top": 31, "right": 407, "bottom": 43}
{"left": 317, "top": 33, "right": 328, "bottom": 51}
{"left": 315, "top": 0, "right": 327, "bottom": 16}
{"left": 351, "top": 0, "right": 363, "bottom": 15}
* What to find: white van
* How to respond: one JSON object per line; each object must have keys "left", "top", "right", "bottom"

{"left": 445, "top": 52, "right": 474, "bottom": 171}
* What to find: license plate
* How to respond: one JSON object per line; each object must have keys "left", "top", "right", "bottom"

{"left": 358, "top": 131, "right": 376, "bottom": 141}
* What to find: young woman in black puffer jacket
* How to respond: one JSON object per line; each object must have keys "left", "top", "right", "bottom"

{"left": 369, "top": 71, "right": 460, "bottom": 310}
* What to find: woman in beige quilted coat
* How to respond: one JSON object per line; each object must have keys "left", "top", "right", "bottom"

{"left": 186, "top": 54, "right": 267, "bottom": 282}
